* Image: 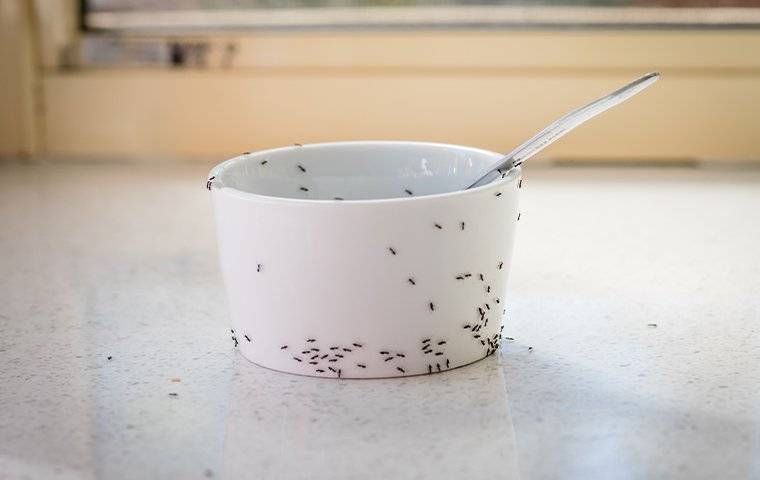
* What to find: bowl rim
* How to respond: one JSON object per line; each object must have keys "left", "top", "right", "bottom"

{"left": 208, "top": 140, "right": 521, "bottom": 205}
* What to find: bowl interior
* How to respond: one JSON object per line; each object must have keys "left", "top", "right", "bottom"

{"left": 214, "top": 142, "right": 502, "bottom": 201}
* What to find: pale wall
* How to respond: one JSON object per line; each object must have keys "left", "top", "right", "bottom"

{"left": 0, "top": 0, "right": 37, "bottom": 157}
{"left": 42, "top": 30, "right": 760, "bottom": 162}
{"left": 2, "top": 20, "right": 759, "bottom": 161}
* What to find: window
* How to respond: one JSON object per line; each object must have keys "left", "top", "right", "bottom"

{"left": 83, "top": 0, "right": 760, "bottom": 32}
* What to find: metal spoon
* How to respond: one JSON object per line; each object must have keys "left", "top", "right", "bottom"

{"left": 467, "top": 72, "right": 660, "bottom": 189}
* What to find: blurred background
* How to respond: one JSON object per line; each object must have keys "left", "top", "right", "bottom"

{"left": 2, "top": 0, "right": 760, "bottom": 164}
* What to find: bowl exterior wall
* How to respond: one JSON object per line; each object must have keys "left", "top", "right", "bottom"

{"left": 212, "top": 161, "right": 520, "bottom": 378}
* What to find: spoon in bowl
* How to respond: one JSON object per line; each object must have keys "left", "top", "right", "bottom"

{"left": 467, "top": 72, "right": 660, "bottom": 189}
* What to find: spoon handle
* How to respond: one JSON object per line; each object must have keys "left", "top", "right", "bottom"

{"left": 467, "top": 72, "right": 660, "bottom": 189}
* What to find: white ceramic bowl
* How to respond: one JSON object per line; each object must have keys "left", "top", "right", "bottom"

{"left": 208, "top": 141, "right": 521, "bottom": 378}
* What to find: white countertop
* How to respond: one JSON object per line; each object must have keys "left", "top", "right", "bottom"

{"left": 1, "top": 162, "right": 758, "bottom": 480}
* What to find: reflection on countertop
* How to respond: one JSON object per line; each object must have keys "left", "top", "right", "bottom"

{"left": 0, "top": 161, "right": 758, "bottom": 479}
{"left": 224, "top": 356, "right": 518, "bottom": 480}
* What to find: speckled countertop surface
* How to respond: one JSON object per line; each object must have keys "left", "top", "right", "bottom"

{"left": 0, "top": 162, "right": 758, "bottom": 480}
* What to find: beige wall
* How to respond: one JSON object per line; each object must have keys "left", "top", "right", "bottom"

{"left": 43, "top": 67, "right": 759, "bottom": 162}
{"left": 3, "top": 11, "right": 760, "bottom": 161}
{"left": 0, "top": 0, "right": 37, "bottom": 157}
